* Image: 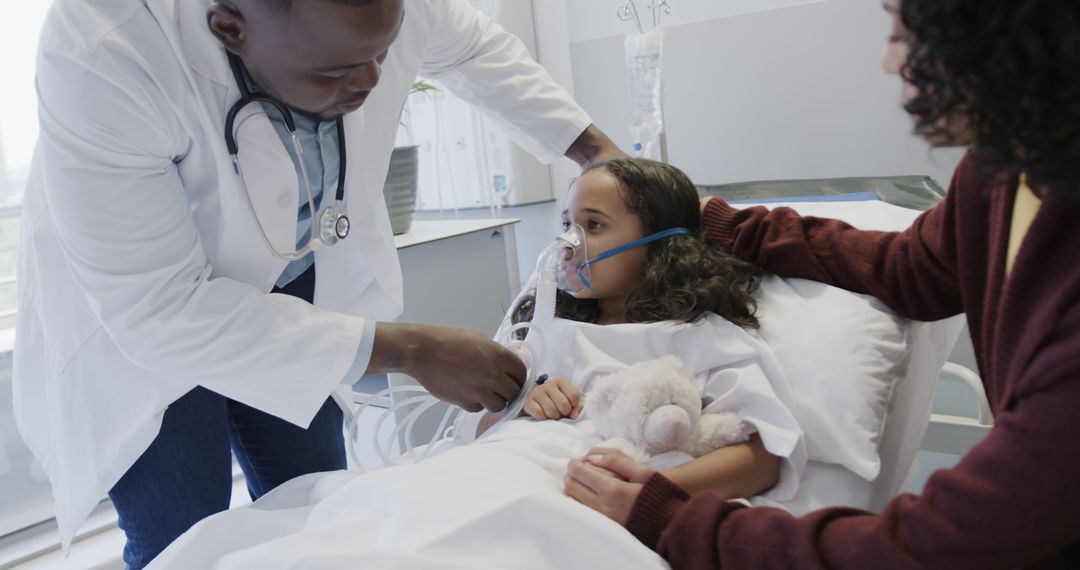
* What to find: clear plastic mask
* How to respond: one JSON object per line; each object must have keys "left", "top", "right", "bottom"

{"left": 554, "top": 223, "right": 590, "bottom": 295}
{"left": 534, "top": 223, "right": 590, "bottom": 295}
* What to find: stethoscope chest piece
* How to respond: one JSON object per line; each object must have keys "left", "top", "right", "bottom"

{"left": 320, "top": 205, "right": 351, "bottom": 245}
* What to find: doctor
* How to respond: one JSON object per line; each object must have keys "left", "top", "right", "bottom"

{"left": 16, "top": 0, "right": 623, "bottom": 566}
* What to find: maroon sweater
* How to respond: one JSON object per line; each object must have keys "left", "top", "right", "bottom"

{"left": 626, "top": 152, "right": 1080, "bottom": 569}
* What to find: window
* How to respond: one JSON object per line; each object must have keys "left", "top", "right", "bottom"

{"left": 0, "top": 3, "right": 58, "bottom": 539}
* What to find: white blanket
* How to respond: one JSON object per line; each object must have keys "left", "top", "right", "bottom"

{"left": 152, "top": 313, "right": 805, "bottom": 569}
{"left": 150, "top": 419, "right": 669, "bottom": 569}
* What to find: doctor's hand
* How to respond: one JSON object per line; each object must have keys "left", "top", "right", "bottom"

{"left": 565, "top": 124, "right": 628, "bottom": 168}
{"left": 368, "top": 323, "right": 526, "bottom": 412}
{"left": 564, "top": 448, "right": 657, "bottom": 525}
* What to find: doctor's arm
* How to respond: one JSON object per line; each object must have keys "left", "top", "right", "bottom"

{"left": 418, "top": 0, "right": 625, "bottom": 167}
{"left": 565, "top": 125, "right": 626, "bottom": 168}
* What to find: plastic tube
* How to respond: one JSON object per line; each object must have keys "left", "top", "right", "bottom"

{"left": 339, "top": 232, "right": 584, "bottom": 471}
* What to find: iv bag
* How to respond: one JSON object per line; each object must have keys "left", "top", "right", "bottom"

{"left": 625, "top": 28, "right": 665, "bottom": 160}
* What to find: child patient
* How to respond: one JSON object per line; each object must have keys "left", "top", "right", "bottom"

{"left": 482, "top": 158, "right": 805, "bottom": 500}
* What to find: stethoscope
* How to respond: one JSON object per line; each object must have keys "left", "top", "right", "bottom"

{"left": 224, "top": 52, "right": 351, "bottom": 261}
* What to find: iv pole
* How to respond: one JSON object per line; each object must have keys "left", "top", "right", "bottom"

{"left": 617, "top": 0, "right": 671, "bottom": 33}
{"left": 618, "top": 0, "right": 671, "bottom": 163}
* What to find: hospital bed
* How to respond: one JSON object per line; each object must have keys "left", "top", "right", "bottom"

{"left": 147, "top": 178, "right": 990, "bottom": 569}
{"left": 373, "top": 174, "right": 986, "bottom": 512}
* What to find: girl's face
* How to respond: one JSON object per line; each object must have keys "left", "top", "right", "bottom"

{"left": 561, "top": 169, "right": 648, "bottom": 301}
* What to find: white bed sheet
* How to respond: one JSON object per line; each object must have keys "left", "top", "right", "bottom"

{"left": 149, "top": 420, "right": 669, "bottom": 569}
{"left": 751, "top": 460, "right": 872, "bottom": 514}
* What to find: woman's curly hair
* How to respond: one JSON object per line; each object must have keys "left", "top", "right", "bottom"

{"left": 900, "top": 0, "right": 1080, "bottom": 191}
{"left": 513, "top": 159, "right": 761, "bottom": 329}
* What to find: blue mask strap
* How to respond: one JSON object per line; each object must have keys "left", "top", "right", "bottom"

{"left": 577, "top": 227, "right": 694, "bottom": 291}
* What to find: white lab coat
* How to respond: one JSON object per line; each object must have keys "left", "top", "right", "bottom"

{"left": 15, "top": 0, "right": 591, "bottom": 549}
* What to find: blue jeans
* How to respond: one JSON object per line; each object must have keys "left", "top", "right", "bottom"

{"left": 107, "top": 265, "right": 346, "bottom": 569}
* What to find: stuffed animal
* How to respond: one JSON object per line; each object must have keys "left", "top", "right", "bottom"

{"left": 583, "top": 355, "right": 747, "bottom": 462}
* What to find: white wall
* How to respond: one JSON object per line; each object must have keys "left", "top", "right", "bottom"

{"left": 568, "top": 0, "right": 826, "bottom": 43}
{"left": 568, "top": 0, "right": 966, "bottom": 187}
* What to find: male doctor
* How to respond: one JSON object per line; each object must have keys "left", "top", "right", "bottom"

{"left": 15, "top": 0, "right": 622, "bottom": 566}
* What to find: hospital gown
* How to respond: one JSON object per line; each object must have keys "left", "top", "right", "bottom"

{"left": 524, "top": 314, "right": 806, "bottom": 499}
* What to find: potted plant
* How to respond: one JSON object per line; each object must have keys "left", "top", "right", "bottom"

{"left": 383, "top": 81, "right": 438, "bottom": 235}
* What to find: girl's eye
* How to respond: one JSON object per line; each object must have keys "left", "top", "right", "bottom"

{"left": 560, "top": 220, "right": 571, "bottom": 231}
{"left": 587, "top": 220, "right": 603, "bottom": 231}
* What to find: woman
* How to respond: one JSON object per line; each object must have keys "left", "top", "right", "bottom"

{"left": 563, "top": 0, "right": 1080, "bottom": 567}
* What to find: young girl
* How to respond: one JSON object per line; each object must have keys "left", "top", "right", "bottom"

{"left": 497, "top": 158, "right": 805, "bottom": 500}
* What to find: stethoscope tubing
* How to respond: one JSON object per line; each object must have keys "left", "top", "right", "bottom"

{"left": 224, "top": 52, "right": 350, "bottom": 261}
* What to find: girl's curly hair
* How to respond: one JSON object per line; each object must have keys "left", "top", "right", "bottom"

{"left": 513, "top": 159, "right": 761, "bottom": 329}
{"left": 900, "top": 0, "right": 1080, "bottom": 191}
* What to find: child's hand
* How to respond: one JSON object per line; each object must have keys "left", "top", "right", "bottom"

{"left": 524, "top": 377, "right": 584, "bottom": 421}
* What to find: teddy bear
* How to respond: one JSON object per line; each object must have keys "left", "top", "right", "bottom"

{"left": 583, "top": 355, "right": 747, "bottom": 463}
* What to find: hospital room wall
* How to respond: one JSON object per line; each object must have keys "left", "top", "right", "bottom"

{"left": 565, "top": 0, "right": 966, "bottom": 188}
{"left": 558, "top": 0, "right": 978, "bottom": 374}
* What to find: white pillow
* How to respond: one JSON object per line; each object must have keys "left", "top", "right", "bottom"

{"left": 755, "top": 276, "right": 910, "bottom": 480}
{"left": 740, "top": 199, "right": 924, "bottom": 481}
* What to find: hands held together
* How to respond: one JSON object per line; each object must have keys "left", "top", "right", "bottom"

{"left": 564, "top": 448, "right": 657, "bottom": 525}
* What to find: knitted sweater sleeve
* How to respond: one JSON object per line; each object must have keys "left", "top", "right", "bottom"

{"left": 698, "top": 159, "right": 978, "bottom": 322}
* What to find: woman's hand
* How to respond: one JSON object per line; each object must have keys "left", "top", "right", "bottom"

{"left": 564, "top": 448, "right": 657, "bottom": 525}
{"left": 523, "top": 377, "right": 584, "bottom": 420}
